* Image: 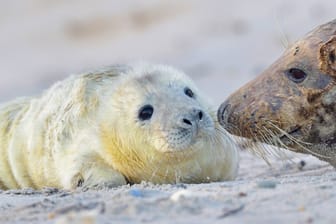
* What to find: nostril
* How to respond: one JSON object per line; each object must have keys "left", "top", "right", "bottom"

{"left": 198, "top": 111, "right": 203, "bottom": 120}
{"left": 218, "top": 102, "right": 231, "bottom": 124}
{"left": 183, "top": 118, "right": 192, "bottom": 126}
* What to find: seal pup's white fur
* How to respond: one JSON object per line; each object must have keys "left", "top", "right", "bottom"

{"left": 0, "top": 63, "right": 239, "bottom": 189}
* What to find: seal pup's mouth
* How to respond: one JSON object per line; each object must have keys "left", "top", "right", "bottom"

{"left": 164, "top": 125, "right": 214, "bottom": 153}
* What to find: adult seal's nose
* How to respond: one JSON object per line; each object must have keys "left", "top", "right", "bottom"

{"left": 217, "top": 100, "right": 231, "bottom": 127}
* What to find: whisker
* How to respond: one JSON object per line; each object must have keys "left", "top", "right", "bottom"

{"left": 266, "top": 121, "right": 332, "bottom": 159}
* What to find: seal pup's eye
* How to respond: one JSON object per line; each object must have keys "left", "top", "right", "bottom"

{"left": 138, "top": 105, "right": 154, "bottom": 121}
{"left": 184, "top": 87, "right": 194, "bottom": 98}
{"left": 286, "top": 68, "right": 307, "bottom": 83}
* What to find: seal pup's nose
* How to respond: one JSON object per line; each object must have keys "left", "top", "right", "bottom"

{"left": 180, "top": 109, "right": 204, "bottom": 129}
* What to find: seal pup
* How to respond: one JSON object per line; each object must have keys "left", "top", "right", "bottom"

{"left": 0, "top": 63, "right": 239, "bottom": 189}
{"left": 218, "top": 19, "right": 336, "bottom": 167}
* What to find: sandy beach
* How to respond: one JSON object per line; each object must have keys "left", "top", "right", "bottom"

{"left": 0, "top": 0, "right": 336, "bottom": 223}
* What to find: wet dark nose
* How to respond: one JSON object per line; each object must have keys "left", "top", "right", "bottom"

{"left": 181, "top": 109, "right": 204, "bottom": 128}
{"left": 217, "top": 100, "right": 231, "bottom": 127}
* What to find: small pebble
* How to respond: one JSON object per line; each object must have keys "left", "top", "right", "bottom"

{"left": 306, "top": 217, "right": 314, "bottom": 224}
{"left": 170, "top": 190, "right": 195, "bottom": 202}
{"left": 129, "top": 189, "right": 144, "bottom": 197}
{"left": 319, "top": 185, "right": 332, "bottom": 189}
{"left": 238, "top": 192, "right": 247, "bottom": 197}
{"left": 55, "top": 211, "right": 97, "bottom": 224}
{"left": 174, "top": 183, "right": 187, "bottom": 189}
{"left": 257, "top": 180, "right": 277, "bottom": 189}
{"left": 298, "top": 206, "right": 305, "bottom": 212}
{"left": 298, "top": 160, "right": 306, "bottom": 170}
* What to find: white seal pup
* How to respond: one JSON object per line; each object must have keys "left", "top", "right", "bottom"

{"left": 0, "top": 63, "right": 239, "bottom": 189}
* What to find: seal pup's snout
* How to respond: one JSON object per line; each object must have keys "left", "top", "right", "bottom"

{"left": 179, "top": 108, "right": 204, "bottom": 130}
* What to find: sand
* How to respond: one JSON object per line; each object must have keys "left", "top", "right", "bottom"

{"left": 0, "top": 151, "right": 334, "bottom": 224}
{"left": 0, "top": 0, "right": 336, "bottom": 223}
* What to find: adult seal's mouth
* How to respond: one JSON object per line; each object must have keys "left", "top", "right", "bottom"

{"left": 279, "top": 126, "right": 302, "bottom": 142}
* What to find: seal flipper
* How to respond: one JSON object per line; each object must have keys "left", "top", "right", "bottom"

{"left": 78, "top": 164, "right": 127, "bottom": 189}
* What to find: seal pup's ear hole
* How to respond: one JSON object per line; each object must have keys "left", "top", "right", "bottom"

{"left": 138, "top": 105, "right": 154, "bottom": 121}
{"left": 285, "top": 68, "right": 307, "bottom": 83}
{"left": 184, "top": 87, "right": 194, "bottom": 98}
{"left": 320, "top": 36, "right": 336, "bottom": 76}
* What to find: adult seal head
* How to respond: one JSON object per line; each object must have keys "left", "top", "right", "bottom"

{"left": 0, "top": 63, "right": 239, "bottom": 189}
{"left": 218, "top": 19, "right": 336, "bottom": 167}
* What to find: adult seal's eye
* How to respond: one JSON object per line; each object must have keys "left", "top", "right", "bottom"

{"left": 138, "top": 105, "right": 154, "bottom": 121}
{"left": 285, "top": 68, "right": 307, "bottom": 83}
{"left": 184, "top": 87, "right": 194, "bottom": 98}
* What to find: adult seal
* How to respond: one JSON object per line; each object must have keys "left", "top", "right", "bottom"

{"left": 218, "top": 19, "right": 336, "bottom": 167}
{"left": 0, "top": 63, "right": 239, "bottom": 189}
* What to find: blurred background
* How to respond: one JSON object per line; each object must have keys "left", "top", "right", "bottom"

{"left": 0, "top": 0, "right": 335, "bottom": 104}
